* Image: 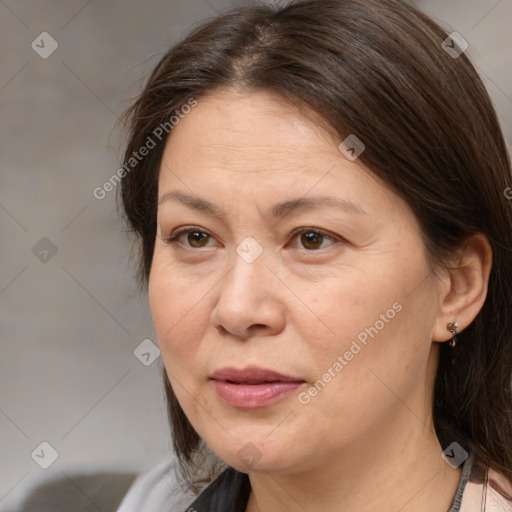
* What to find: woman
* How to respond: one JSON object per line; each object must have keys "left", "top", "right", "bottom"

{"left": 117, "top": 0, "right": 512, "bottom": 510}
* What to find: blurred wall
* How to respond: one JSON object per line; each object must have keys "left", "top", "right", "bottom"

{"left": 1, "top": 0, "right": 511, "bottom": 509}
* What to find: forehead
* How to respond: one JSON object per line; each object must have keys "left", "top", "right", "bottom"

{"left": 156, "top": 88, "right": 411, "bottom": 229}
{"left": 160, "top": 88, "right": 343, "bottom": 176}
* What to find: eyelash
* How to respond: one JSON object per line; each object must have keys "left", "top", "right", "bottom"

{"left": 161, "top": 226, "right": 341, "bottom": 251}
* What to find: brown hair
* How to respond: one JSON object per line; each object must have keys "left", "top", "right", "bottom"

{"left": 119, "top": 0, "right": 512, "bottom": 492}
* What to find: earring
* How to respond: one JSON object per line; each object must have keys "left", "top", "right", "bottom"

{"left": 447, "top": 321, "right": 458, "bottom": 348}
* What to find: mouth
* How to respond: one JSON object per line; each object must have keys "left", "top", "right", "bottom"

{"left": 209, "top": 366, "right": 305, "bottom": 384}
{"left": 209, "top": 366, "right": 306, "bottom": 408}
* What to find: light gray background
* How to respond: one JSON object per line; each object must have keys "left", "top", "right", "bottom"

{"left": 1, "top": 0, "right": 511, "bottom": 509}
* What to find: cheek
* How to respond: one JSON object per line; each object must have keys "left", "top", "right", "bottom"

{"left": 148, "top": 257, "right": 211, "bottom": 368}
{"left": 306, "top": 267, "right": 402, "bottom": 350}
{"left": 149, "top": 264, "right": 214, "bottom": 422}
{"left": 302, "top": 250, "right": 433, "bottom": 388}
{"left": 311, "top": 283, "right": 436, "bottom": 418}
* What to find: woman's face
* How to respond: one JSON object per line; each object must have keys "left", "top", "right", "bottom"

{"left": 149, "top": 89, "right": 444, "bottom": 474}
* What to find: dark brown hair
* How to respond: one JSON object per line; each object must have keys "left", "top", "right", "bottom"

{"left": 119, "top": 0, "right": 512, "bottom": 492}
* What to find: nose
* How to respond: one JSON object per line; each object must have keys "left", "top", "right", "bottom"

{"left": 210, "top": 248, "right": 286, "bottom": 340}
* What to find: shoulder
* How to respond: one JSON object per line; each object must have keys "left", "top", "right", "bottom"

{"left": 485, "top": 465, "right": 512, "bottom": 511}
{"left": 116, "top": 457, "right": 246, "bottom": 512}
{"left": 185, "top": 466, "right": 250, "bottom": 510}
{"left": 459, "top": 453, "right": 512, "bottom": 512}
{"left": 116, "top": 457, "right": 197, "bottom": 512}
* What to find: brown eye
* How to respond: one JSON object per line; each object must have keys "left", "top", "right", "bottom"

{"left": 300, "top": 232, "right": 324, "bottom": 250}
{"left": 186, "top": 231, "right": 210, "bottom": 247}
{"left": 162, "top": 228, "right": 214, "bottom": 248}
{"left": 290, "top": 228, "right": 337, "bottom": 251}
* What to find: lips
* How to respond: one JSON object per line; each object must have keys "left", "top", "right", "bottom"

{"left": 210, "top": 366, "right": 304, "bottom": 384}
{"left": 210, "top": 366, "right": 306, "bottom": 408}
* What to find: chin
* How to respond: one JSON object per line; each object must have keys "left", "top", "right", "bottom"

{"left": 207, "top": 434, "right": 299, "bottom": 474}
{"left": 226, "top": 451, "right": 290, "bottom": 474}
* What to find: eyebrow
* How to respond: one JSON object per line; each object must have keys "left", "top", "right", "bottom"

{"left": 158, "top": 191, "right": 367, "bottom": 219}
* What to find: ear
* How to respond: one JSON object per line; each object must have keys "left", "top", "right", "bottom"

{"left": 432, "top": 233, "right": 492, "bottom": 343}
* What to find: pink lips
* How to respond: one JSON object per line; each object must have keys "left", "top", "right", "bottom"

{"left": 210, "top": 366, "right": 306, "bottom": 409}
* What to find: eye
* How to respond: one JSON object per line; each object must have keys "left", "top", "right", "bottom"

{"left": 161, "top": 227, "right": 215, "bottom": 248}
{"left": 161, "top": 226, "right": 340, "bottom": 251}
{"left": 289, "top": 228, "right": 338, "bottom": 251}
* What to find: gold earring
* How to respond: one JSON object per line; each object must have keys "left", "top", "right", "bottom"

{"left": 447, "top": 321, "right": 458, "bottom": 347}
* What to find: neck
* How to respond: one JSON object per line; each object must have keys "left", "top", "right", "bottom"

{"left": 245, "top": 416, "right": 462, "bottom": 512}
